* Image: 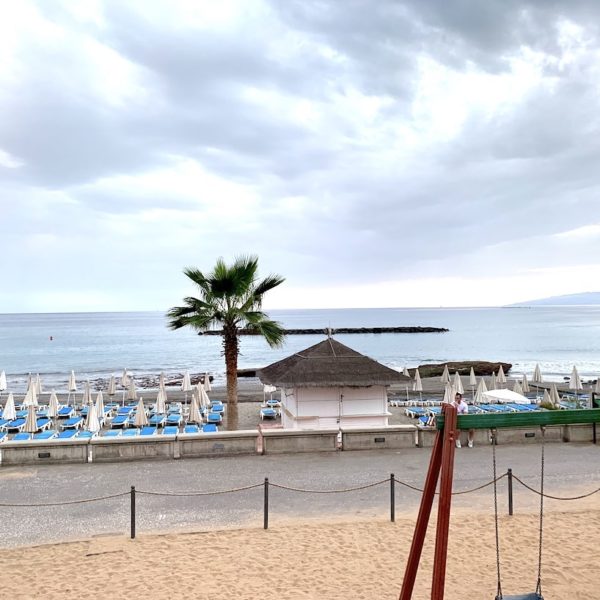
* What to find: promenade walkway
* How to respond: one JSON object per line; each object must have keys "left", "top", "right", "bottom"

{"left": 1, "top": 443, "right": 599, "bottom": 548}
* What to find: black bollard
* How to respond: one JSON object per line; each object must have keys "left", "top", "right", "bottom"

{"left": 507, "top": 469, "right": 513, "bottom": 516}
{"left": 390, "top": 473, "right": 396, "bottom": 522}
{"left": 263, "top": 478, "right": 269, "bottom": 530}
{"left": 130, "top": 486, "right": 136, "bottom": 539}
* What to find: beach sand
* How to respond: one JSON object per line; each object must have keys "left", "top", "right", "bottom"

{"left": 1, "top": 506, "right": 598, "bottom": 599}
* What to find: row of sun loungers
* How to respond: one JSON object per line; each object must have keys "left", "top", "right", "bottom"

{"left": 0, "top": 423, "right": 220, "bottom": 442}
{"left": 405, "top": 403, "right": 543, "bottom": 420}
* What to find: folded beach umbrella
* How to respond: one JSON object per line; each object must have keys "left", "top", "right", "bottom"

{"left": 0, "top": 370, "right": 6, "bottom": 392}
{"left": 402, "top": 366, "right": 410, "bottom": 377}
{"left": 442, "top": 382, "right": 454, "bottom": 404}
{"left": 188, "top": 391, "right": 203, "bottom": 424}
{"left": 569, "top": 366, "right": 583, "bottom": 391}
{"left": 47, "top": 391, "right": 60, "bottom": 418}
{"left": 203, "top": 372, "right": 212, "bottom": 392}
{"left": 23, "top": 383, "right": 38, "bottom": 407}
{"left": 543, "top": 389, "right": 552, "bottom": 406}
{"left": 68, "top": 370, "right": 77, "bottom": 392}
{"left": 496, "top": 365, "right": 507, "bottom": 385}
{"left": 440, "top": 364, "right": 450, "bottom": 384}
{"left": 121, "top": 368, "right": 130, "bottom": 388}
{"left": 95, "top": 391, "right": 104, "bottom": 422}
{"left": 181, "top": 371, "right": 192, "bottom": 392}
{"left": 412, "top": 368, "right": 423, "bottom": 392}
{"left": 82, "top": 380, "right": 92, "bottom": 406}
{"left": 35, "top": 373, "right": 43, "bottom": 395}
{"left": 159, "top": 371, "right": 166, "bottom": 390}
{"left": 532, "top": 364, "right": 543, "bottom": 384}
{"left": 468, "top": 367, "right": 476, "bottom": 387}
{"left": 512, "top": 380, "right": 523, "bottom": 395}
{"left": 550, "top": 383, "right": 561, "bottom": 406}
{"left": 595, "top": 377, "right": 600, "bottom": 395}
{"left": 24, "top": 403, "right": 38, "bottom": 435}
{"left": 3, "top": 392, "right": 16, "bottom": 421}
{"left": 474, "top": 378, "right": 488, "bottom": 404}
{"left": 26, "top": 373, "right": 32, "bottom": 392}
{"left": 85, "top": 399, "right": 100, "bottom": 433}
{"left": 127, "top": 378, "right": 137, "bottom": 401}
{"left": 107, "top": 375, "right": 117, "bottom": 397}
{"left": 156, "top": 384, "right": 167, "bottom": 415}
{"left": 489, "top": 372, "right": 497, "bottom": 390}
{"left": 133, "top": 397, "right": 148, "bottom": 427}
{"left": 199, "top": 384, "right": 210, "bottom": 409}
{"left": 521, "top": 373, "right": 530, "bottom": 393}
{"left": 453, "top": 371, "right": 464, "bottom": 394}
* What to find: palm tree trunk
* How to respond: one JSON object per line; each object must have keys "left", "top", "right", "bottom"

{"left": 223, "top": 325, "right": 239, "bottom": 430}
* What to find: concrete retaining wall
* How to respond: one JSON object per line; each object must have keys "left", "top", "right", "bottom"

{"left": 495, "top": 425, "right": 562, "bottom": 444}
{"left": 179, "top": 430, "right": 258, "bottom": 458}
{"left": 561, "top": 424, "right": 595, "bottom": 443}
{"left": 90, "top": 435, "right": 178, "bottom": 462}
{"left": 262, "top": 428, "right": 339, "bottom": 454}
{"left": 342, "top": 426, "right": 417, "bottom": 450}
{"left": 0, "top": 439, "right": 89, "bottom": 465}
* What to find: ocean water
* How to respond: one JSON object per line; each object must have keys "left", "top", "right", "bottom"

{"left": 1, "top": 307, "right": 600, "bottom": 391}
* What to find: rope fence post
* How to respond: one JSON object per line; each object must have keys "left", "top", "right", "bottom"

{"left": 130, "top": 486, "right": 136, "bottom": 539}
{"left": 263, "top": 477, "right": 269, "bottom": 530}
{"left": 390, "top": 473, "right": 395, "bottom": 522}
{"left": 507, "top": 468, "right": 513, "bottom": 516}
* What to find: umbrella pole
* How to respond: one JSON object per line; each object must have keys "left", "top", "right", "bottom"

{"left": 406, "top": 386, "right": 409, "bottom": 402}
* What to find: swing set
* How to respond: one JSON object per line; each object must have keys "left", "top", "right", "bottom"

{"left": 399, "top": 404, "right": 600, "bottom": 600}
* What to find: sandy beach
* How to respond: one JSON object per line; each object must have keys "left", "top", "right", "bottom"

{"left": 0, "top": 506, "right": 598, "bottom": 599}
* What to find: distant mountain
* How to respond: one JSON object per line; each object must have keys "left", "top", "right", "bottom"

{"left": 508, "top": 292, "right": 600, "bottom": 306}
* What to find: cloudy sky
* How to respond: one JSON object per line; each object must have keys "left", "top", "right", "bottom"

{"left": 2, "top": 0, "right": 600, "bottom": 312}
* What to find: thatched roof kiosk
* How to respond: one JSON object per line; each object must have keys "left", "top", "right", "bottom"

{"left": 258, "top": 338, "right": 406, "bottom": 430}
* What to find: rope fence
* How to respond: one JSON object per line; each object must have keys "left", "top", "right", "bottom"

{"left": 0, "top": 470, "right": 597, "bottom": 539}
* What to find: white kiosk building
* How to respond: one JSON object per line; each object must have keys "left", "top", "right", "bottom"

{"left": 258, "top": 338, "right": 405, "bottom": 430}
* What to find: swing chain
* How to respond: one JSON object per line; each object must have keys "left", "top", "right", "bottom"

{"left": 492, "top": 428, "right": 503, "bottom": 599}
{"left": 536, "top": 426, "right": 545, "bottom": 596}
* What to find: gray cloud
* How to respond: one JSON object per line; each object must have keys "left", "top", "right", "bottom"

{"left": 3, "top": 0, "right": 600, "bottom": 309}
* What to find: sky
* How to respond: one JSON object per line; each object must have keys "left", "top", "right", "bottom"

{"left": 2, "top": 0, "right": 600, "bottom": 312}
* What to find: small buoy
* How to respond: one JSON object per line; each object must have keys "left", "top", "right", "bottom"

{"left": 49, "top": 336, "right": 53, "bottom": 341}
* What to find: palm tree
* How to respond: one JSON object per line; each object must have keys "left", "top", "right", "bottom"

{"left": 167, "top": 255, "right": 285, "bottom": 430}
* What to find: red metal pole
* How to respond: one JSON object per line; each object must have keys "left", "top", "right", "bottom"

{"left": 431, "top": 403, "right": 458, "bottom": 600}
{"left": 399, "top": 428, "right": 444, "bottom": 600}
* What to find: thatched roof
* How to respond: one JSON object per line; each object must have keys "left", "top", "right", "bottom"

{"left": 257, "top": 338, "right": 406, "bottom": 388}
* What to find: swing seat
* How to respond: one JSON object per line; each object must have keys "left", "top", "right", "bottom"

{"left": 495, "top": 594, "right": 543, "bottom": 600}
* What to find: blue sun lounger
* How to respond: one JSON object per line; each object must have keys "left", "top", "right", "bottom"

{"left": 57, "top": 406, "right": 74, "bottom": 418}
{"left": 210, "top": 402, "right": 225, "bottom": 413}
{"left": 110, "top": 414, "right": 129, "bottom": 428}
{"left": 122, "top": 428, "right": 140, "bottom": 437}
{"left": 77, "top": 430, "right": 96, "bottom": 439}
{"left": 404, "top": 407, "right": 428, "bottom": 418}
{"left": 57, "top": 429, "right": 78, "bottom": 439}
{"left": 5, "top": 418, "right": 26, "bottom": 432}
{"left": 202, "top": 424, "right": 218, "bottom": 433}
{"left": 0, "top": 418, "right": 11, "bottom": 429}
{"left": 16, "top": 409, "right": 28, "bottom": 418}
{"left": 163, "top": 426, "right": 179, "bottom": 435}
{"left": 61, "top": 416, "right": 83, "bottom": 430}
{"left": 36, "top": 418, "right": 51, "bottom": 431}
{"left": 117, "top": 406, "right": 134, "bottom": 416}
{"left": 206, "top": 412, "right": 222, "bottom": 425}
{"left": 103, "top": 430, "right": 121, "bottom": 438}
{"left": 13, "top": 432, "right": 33, "bottom": 441}
{"left": 479, "top": 404, "right": 506, "bottom": 413}
{"left": 149, "top": 414, "right": 166, "bottom": 427}
{"left": 0, "top": 431, "right": 7, "bottom": 443}
{"left": 418, "top": 415, "right": 436, "bottom": 427}
{"left": 166, "top": 413, "right": 182, "bottom": 426}
{"left": 260, "top": 407, "right": 278, "bottom": 420}
{"left": 140, "top": 426, "right": 157, "bottom": 436}
{"left": 34, "top": 430, "right": 57, "bottom": 440}
{"left": 183, "top": 424, "right": 200, "bottom": 434}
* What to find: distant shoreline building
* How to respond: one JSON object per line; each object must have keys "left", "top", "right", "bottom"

{"left": 258, "top": 338, "right": 406, "bottom": 430}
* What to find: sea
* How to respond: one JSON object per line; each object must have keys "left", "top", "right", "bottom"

{"left": 1, "top": 307, "right": 600, "bottom": 391}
